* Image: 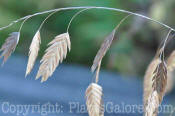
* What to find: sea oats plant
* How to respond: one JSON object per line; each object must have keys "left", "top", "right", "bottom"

{"left": 0, "top": 6, "right": 175, "bottom": 116}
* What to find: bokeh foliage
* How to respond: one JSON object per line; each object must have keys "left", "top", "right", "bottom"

{"left": 0, "top": 0, "right": 174, "bottom": 77}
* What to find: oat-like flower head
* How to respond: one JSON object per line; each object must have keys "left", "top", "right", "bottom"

{"left": 91, "top": 29, "right": 116, "bottom": 72}
{"left": 0, "top": 32, "right": 20, "bottom": 64}
{"left": 26, "top": 31, "right": 41, "bottom": 76}
{"left": 36, "top": 32, "right": 71, "bottom": 82}
{"left": 143, "top": 58, "right": 161, "bottom": 109}
{"left": 85, "top": 83, "right": 104, "bottom": 116}
{"left": 144, "top": 60, "right": 167, "bottom": 116}
{"left": 145, "top": 91, "right": 160, "bottom": 116}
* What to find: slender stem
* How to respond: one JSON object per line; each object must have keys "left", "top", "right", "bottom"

{"left": 67, "top": 8, "right": 91, "bottom": 32}
{"left": 115, "top": 14, "right": 132, "bottom": 30}
{"left": 38, "top": 10, "right": 59, "bottom": 31}
{"left": 67, "top": 8, "right": 131, "bottom": 32}
{"left": 159, "top": 29, "right": 172, "bottom": 61}
{"left": 0, "top": 6, "right": 174, "bottom": 32}
{"left": 18, "top": 16, "right": 32, "bottom": 32}
{"left": 162, "top": 30, "right": 172, "bottom": 50}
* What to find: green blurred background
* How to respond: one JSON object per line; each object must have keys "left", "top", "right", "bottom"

{"left": 0, "top": 0, "right": 174, "bottom": 77}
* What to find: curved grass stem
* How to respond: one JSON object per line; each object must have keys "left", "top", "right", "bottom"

{"left": 159, "top": 29, "right": 172, "bottom": 61}
{"left": 18, "top": 16, "right": 32, "bottom": 32}
{"left": 0, "top": 6, "right": 174, "bottom": 32}
{"left": 66, "top": 8, "right": 92, "bottom": 32}
{"left": 38, "top": 10, "right": 59, "bottom": 31}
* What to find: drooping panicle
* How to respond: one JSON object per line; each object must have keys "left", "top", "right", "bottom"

{"left": 36, "top": 32, "right": 71, "bottom": 82}
{"left": 143, "top": 58, "right": 161, "bottom": 109}
{"left": 26, "top": 31, "right": 41, "bottom": 76}
{"left": 144, "top": 60, "right": 167, "bottom": 116}
{"left": 144, "top": 30, "right": 171, "bottom": 116}
{"left": 91, "top": 29, "right": 116, "bottom": 72}
{"left": 152, "top": 62, "right": 167, "bottom": 96}
{"left": 0, "top": 32, "right": 20, "bottom": 65}
{"left": 85, "top": 83, "right": 104, "bottom": 116}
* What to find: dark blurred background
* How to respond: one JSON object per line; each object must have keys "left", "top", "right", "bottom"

{"left": 0, "top": 0, "right": 175, "bottom": 77}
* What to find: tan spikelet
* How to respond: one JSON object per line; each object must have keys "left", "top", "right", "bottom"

{"left": 91, "top": 29, "right": 116, "bottom": 72}
{"left": 152, "top": 61, "right": 167, "bottom": 99}
{"left": 143, "top": 58, "right": 161, "bottom": 109}
{"left": 36, "top": 33, "right": 70, "bottom": 82}
{"left": 85, "top": 83, "right": 104, "bottom": 116}
{"left": 26, "top": 31, "right": 41, "bottom": 76}
{"left": 145, "top": 91, "right": 160, "bottom": 116}
{"left": 144, "top": 61, "right": 167, "bottom": 116}
{"left": 0, "top": 32, "right": 20, "bottom": 65}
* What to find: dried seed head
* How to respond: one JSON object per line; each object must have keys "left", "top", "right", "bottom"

{"left": 143, "top": 58, "right": 161, "bottom": 109}
{"left": 85, "top": 83, "right": 104, "bottom": 116}
{"left": 91, "top": 29, "right": 116, "bottom": 72}
{"left": 26, "top": 31, "right": 41, "bottom": 76}
{"left": 144, "top": 60, "right": 167, "bottom": 116}
{"left": 152, "top": 61, "right": 167, "bottom": 95}
{"left": 145, "top": 91, "right": 160, "bottom": 116}
{"left": 36, "top": 32, "right": 71, "bottom": 82}
{"left": 0, "top": 32, "right": 20, "bottom": 65}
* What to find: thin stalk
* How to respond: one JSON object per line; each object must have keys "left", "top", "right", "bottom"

{"left": 0, "top": 6, "right": 174, "bottom": 32}
{"left": 115, "top": 14, "right": 132, "bottom": 30}
{"left": 159, "top": 29, "right": 172, "bottom": 61}
{"left": 18, "top": 16, "right": 32, "bottom": 32}
{"left": 67, "top": 8, "right": 91, "bottom": 32}
{"left": 38, "top": 10, "right": 59, "bottom": 31}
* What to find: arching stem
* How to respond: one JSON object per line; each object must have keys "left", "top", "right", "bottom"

{"left": 115, "top": 14, "right": 132, "bottom": 30}
{"left": 18, "top": 16, "right": 32, "bottom": 32}
{"left": 159, "top": 29, "right": 172, "bottom": 61}
{"left": 38, "top": 10, "right": 59, "bottom": 31}
{"left": 18, "top": 10, "right": 59, "bottom": 33}
{"left": 66, "top": 8, "right": 92, "bottom": 32}
{"left": 0, "top": 6, "right": 174, "bottom": 32}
